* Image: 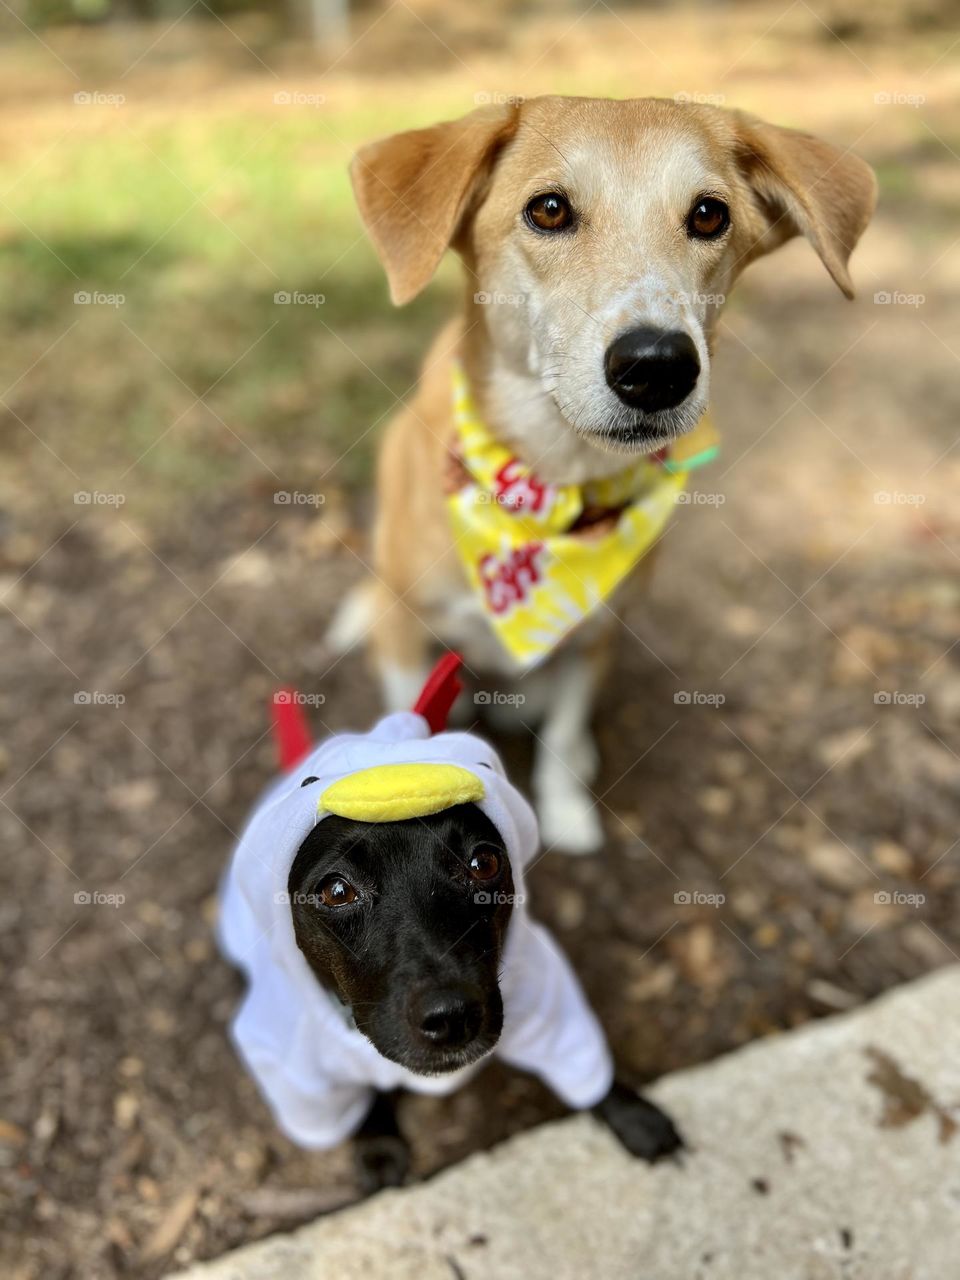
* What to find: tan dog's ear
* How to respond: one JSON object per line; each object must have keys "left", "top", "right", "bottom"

{"left": 733, "top": 114, "right": 877, "bottom": 298}
{"left": 350, "top": 104, "right": 520, "bottom": 305}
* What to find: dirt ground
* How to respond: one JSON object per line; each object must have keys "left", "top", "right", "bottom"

{"left": 3, "top": 2, "right": 960, "bottom": 1277}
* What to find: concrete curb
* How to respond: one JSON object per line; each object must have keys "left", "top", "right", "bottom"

{"left": 172, "top": 967, "right": 960, "bottom": 1280}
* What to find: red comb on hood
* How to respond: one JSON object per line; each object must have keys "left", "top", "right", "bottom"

{"left": 412, "top": 652, "right": 464, "bottom": 733}
{"left": 272, "top": 691, "right": 313, "bottom": 772}
{"left": 272, "top": 653, "right": 465, "bottom": 770}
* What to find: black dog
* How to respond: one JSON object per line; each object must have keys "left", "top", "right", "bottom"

{"left": 289, "top": 802, "right": 683, "bottom": 1189}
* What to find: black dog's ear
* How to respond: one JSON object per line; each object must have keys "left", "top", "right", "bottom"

{"left": 732, "top": 112, "right": 877, "bottom": 298}
{"left": 288, "top": 820, "right": 331, "bottom": 893}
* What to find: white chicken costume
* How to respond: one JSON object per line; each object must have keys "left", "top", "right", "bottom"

{"left": 218, "top": 656, "right": 614, "bottom": 1149}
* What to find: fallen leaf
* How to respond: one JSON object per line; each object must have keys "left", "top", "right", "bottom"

{"left": 0, "top": 1119, "right": 27, "bottom": 1147}
{"left": 805, "top": 840, "right": 872, "bottom": 890}
{"left": 140, "top": 1186, "right": 200, "bottom": 1263}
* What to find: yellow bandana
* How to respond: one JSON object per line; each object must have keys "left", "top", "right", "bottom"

{"left": 446, "top": 362, "right": 719, "bottom": 669}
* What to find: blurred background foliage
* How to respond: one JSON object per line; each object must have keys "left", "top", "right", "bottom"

{"left": 0, "top": 0, "right": 957, "bottom": 527}
{"left": 4, "top": 0, "right": 960, "bottom": 30}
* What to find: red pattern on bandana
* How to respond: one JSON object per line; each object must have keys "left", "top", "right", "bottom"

{"left": 478, "top": 542, "right": 546, "bottom": 615}
{"left": 492, "top": 458, "right": 551, "bottom": 514}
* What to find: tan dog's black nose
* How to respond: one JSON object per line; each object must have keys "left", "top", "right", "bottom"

{"left": 604, "top": 328, "right": 700, "bottom": 412}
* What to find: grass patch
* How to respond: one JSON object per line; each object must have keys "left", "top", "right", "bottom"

{"left": 0, "top": 95, "right": 464, "bottom": 520}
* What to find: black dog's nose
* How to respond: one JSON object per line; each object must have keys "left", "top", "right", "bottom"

{"left": 604, "top": 327, "right": 700, "bottom": 412}
{"left": 414, "top": 988, "right": 483, "bottom": 1050}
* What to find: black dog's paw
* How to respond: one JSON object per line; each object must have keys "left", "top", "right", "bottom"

{"left": 353, "top": 1091, "right": 410, "bottom": 1193}
{"left": 354, "top": 1131, "right": 411, "bottom": 1193}
{"left": 595, "top": 1081, "right": 685, "bottom": 1163}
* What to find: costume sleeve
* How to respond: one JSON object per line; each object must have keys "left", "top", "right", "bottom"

{"left": 495, "top": 917, "right": 614, "bottom": 1109}
{"left": 230, "top": 967, "right": 373, "bottom": 1150}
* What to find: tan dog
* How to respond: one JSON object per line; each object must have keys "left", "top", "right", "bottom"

{"left": 339, "top": 96, "right": 875, "bottom": 854}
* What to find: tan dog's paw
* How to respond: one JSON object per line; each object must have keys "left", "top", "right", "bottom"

{"left": 538, "top": 788, "right": 604, "bottom": 856}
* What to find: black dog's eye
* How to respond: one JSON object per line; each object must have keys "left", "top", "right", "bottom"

{"left": 687, "top": 197, "right": 730, "bottom": 240}
{"left": 525, "top": 192, "right": 573, "bottom": 232}
{"left": 468, "top": 848, "right": 501, "bottom": 881}
{"left": 316, "top": 874, "right": 358, "bottom": 908}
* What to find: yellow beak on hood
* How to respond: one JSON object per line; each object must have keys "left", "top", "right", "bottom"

{"left": 319, "top": 763, "right": 485, "bottom": 823}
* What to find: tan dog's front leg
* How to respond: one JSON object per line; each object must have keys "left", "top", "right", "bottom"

{"left": 369, "top": 588, "right": 432, "bottom": 713}
{"left": 531, "top": 649, "right": 606, "bottom": 856}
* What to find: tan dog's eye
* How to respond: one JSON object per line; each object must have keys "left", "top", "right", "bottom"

{"left": 317, "top": 875, "right": 358, "bottom": 907}
{"left": 687, "top": 197, "right": 730, "bottom": 240}
{"left": 524, "top": 192, "right": 573, "bottom": 232}
{"left": 468, "top": 848, "right": 501, "bottom": 881}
